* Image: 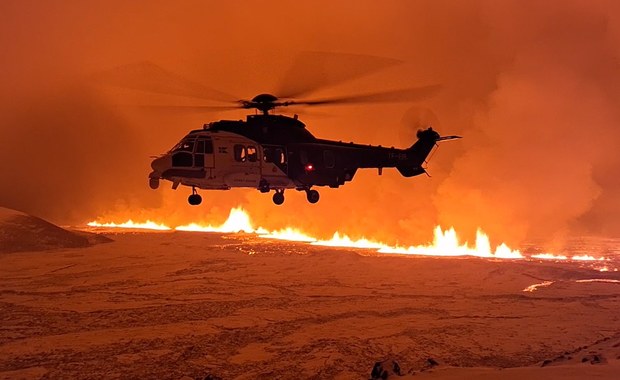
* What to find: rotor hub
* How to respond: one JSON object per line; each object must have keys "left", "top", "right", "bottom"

{"left": 251, "top": 93, "right": 279, "bottom": 103}
{"left": 243, "top": 93, "right": 282, "bottom": 114}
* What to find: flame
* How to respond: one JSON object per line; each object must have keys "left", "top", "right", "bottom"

{"left": 376, "top": 227, "right": 523, "bottom": 259}
{"left": 86, "top": 207, "right": 610, "bottom": 262}
{"left": 571, "top": 254, "right": 606, "bottom": 261}
{"left": 530, "top": 253, "right": 610, "bottom": 262}
{"left": 260, "top": 228, "right": 317, "bottom": 242}
{"left": 87, "top": 220, "right": 171, "bottom": 230}
{"left": 531, "top": 253, "right": 568, "bottom": 260}
{"left": 176, "top": 208, "right": 256, "bottom": 233}
{"left": 312, "top": 232, "right": 386, "bottom": 249}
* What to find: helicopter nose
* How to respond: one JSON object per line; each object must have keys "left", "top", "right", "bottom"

{"left": 150, "top": 155, "right": 171, "bottom": 172}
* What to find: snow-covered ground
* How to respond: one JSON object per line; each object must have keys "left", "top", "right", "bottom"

{"left": 0, "top": 218, "right": 619, "bottom": 378}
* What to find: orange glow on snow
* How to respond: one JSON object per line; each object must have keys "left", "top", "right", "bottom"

{"left": 87, "top": 207, "right": 610, "bottom": 262}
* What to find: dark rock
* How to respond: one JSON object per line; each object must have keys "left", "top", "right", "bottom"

{"left": 370, "top": 359, "right": 402, "bottom": 379}
{"left": 427, "top": 358, "right": 439, "bottom": 367}
{"left": 541, "top": 359, "right": 552, "bottom": 367}
{"left": 371, "top": 362, "right": 383, "bottom": 379}
{"left": 202, "top": 375, "right": 222, "bottom": 380}
{"left": 392, "top": 361, "right": 401, "bottom": 375}
{"left": 581, "top": 354, "right": 606, "bottom": 365}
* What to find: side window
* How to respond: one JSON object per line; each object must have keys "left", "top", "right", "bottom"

{"left": 204, "top": 140, "right": 213, "bottom": 154}
{"left": 324, "top": 150, "right": 335, "bottom": 168}
{"left": 263, "top": 148, "right": 271, "bottom": 162}
{"left": 247, "top": 146, "right": 258, "bottom": 162}
{"left": 263, "top": 147, "right": 285, "bottom": 164}
{"left": 275, "top": 148, "right": 285, "bottom": 164}
{"left": 234, "top": 144, "right": 246, "bottom": 162}
{"left": 195, "top": 140, "right": 205, "bottom": 154}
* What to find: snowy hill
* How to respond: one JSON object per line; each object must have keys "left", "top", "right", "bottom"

{"left": 0, "top": 207, "right": 94, "bottom": 253}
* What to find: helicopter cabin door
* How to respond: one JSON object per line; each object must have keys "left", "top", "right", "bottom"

{"left": 260, "top": 145, "right": 290, "bottom": 187}
{"left": 194, "top": 137, "right": 215, "bottom": 171}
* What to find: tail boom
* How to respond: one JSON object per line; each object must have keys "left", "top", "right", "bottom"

{"left": 396, "top": 128, "right": 461, "bottom": 177}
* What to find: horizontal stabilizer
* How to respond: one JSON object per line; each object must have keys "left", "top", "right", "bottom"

{"left": 437, "top": 135, "right": 462, "bottom": 142}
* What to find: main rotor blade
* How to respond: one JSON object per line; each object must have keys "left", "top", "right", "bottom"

{"left": 288, "top": 85, "right": 441, "bottom": 107}
{"left": 91, "top": 61, "right": 238, "bottom": 103}
{"left": 277, "top": 51, "right": 401, "bottom": 99}
{"left": 127, "top": 104, "right": 243, "bottom": 113}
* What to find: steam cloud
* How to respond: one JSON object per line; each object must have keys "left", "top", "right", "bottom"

{"left": 1, "top": 0, "right": 619, "bottom": 248}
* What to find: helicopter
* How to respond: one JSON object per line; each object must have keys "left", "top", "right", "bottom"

{"left": 96, "top": 57, "right": 461, "bottom": 206}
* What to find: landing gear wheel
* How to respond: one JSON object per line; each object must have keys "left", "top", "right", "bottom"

{"left": 149, "top": 177, "right": 160, "bottom": 190}
{"left": 259, "top": 179, "right": 270, "bottom": 193}
{"left": 272, "top": 191, "right": 285, "bottom": 205}
{"left": 306, "top": 189, "right": 320, "bottom": 204}
{"left": 188, "top": 194, "right": 202, "bottom": 206}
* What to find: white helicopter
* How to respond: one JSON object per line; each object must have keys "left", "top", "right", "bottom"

{"left": 97, "top": 57, "right": 460, "bottom": 206}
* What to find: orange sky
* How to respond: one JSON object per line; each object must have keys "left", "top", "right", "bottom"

{"left": 1, "top": 0, "right": 620, "bottom": 248}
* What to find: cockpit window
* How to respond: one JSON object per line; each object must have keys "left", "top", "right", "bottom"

{"left": 170, "top": 138, "right": 195, "bottom": 153}
{"left": 170, "top": 136, "right": 213, "bottom": 154}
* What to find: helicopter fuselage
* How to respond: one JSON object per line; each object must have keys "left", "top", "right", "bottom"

{"left": 149, "top": 114, "right": 451, "bottom": 205}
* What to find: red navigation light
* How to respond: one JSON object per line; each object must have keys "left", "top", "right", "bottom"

{"left": 305, "top": 163, "right": 314, "bottom": 172}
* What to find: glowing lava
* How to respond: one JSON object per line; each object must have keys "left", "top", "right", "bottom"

{"left": 376, "top": 227, "right": 523, "bottom": 259}
{"left": 87, "top": 207, "right": 609, "bottom": 262}
{"left": 312, "top": 232, "right": 386, "bottom": 249}
{"left": 523, "top": 281, "right": 554, "bottom": 292}
{"left": 176, "top": 208, "right": 258, "bottom": 233}
{"left": 260, "top": 228, "right": 316, "bottom": 242}
{"left": 531, "top": 253, "right": 608, "bottom": 262}
{"left": 87, "top": 220, "right": 171, "bottom": 230}
{"left": 531, "top": 253, "right": 568, "bottom": 260}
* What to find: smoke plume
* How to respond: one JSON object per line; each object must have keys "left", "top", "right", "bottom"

{"left": 1, "top": 0, "right": 619, "bottom": 248}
